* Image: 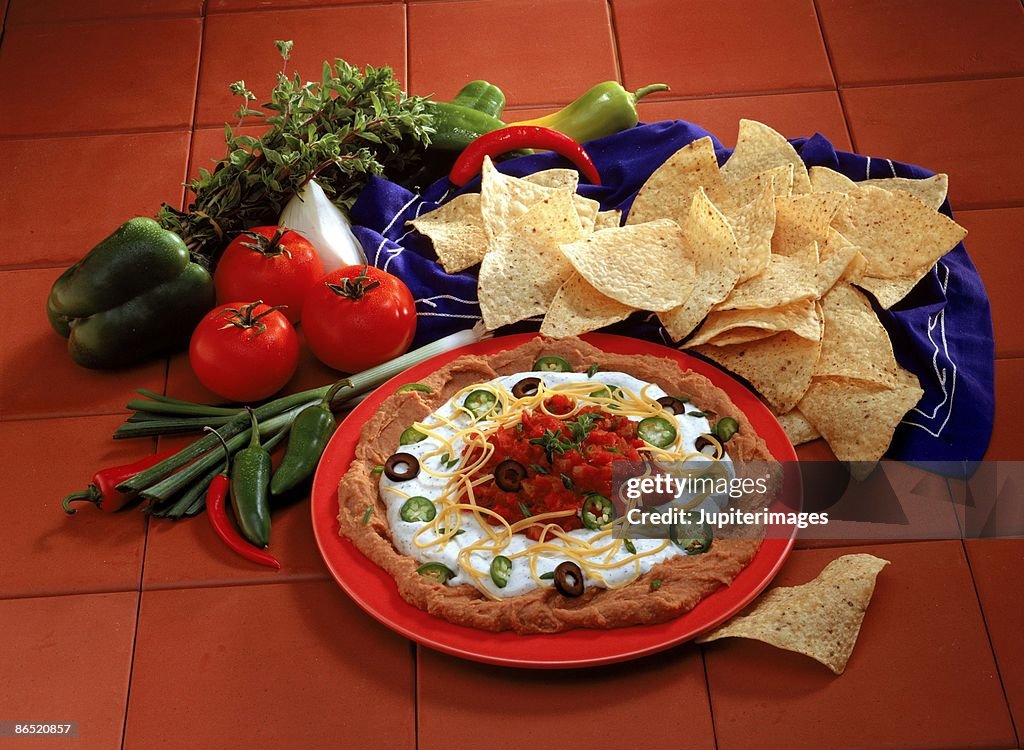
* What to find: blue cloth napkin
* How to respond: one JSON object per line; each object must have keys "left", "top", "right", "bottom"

{"left": 349, "top": 121, "right": 994, "bottom": 464}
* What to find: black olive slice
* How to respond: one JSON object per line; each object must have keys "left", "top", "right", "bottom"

{"left": 694, "top": 434, "right": 722, "bottom": 457}
{"left": 511, "top": 377, "right": 542, "bottom": 398}
{"left": 656, "top": 396, "right": 687, "bottom": 415}
{"left": 494, "top": 460, "right": 527, "bottom": 492}
{"left": 553, "top": 561, "right": 585, "bottom": 598}
{"left": 384, "top": 452, "right": 420, "bottom": 481}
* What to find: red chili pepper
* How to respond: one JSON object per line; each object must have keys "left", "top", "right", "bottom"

{"left": 63, "top": 448, "right": 179, "bottom": 514}
{"left": 206, "top": 428, "right": 281, "bottom": 570}
{"left": 448, "top": 125, "right": 602, "bottom": 187}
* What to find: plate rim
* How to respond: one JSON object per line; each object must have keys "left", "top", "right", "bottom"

{"left": 311, "top": 332, "right": 799, "bottom": 668}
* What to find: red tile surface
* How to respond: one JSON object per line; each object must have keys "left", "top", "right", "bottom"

{"left": 124, "top": 581, "right": 415, "bottom": 750}
{"left": 614, "top": 0, "right": 833, "bottom": 98}
{"left": 0, "top": 415, "right": 149, "bottom": 598}
{"left": 966, "top": 539, "right": 1024, "bottom": 738}
{"left": 0, "top": 131, "right": 190, "bottom": 269}
{"left": 0, "top": 591, "right": 137, "bottom": 750}
{"left": 955, "top": 207, "right": 1024, "bottom": 359}
{"left": 704, "top": 541, "right": 1015, "bottom": 750}
{"left": 987, "top": 358, "right": 1024, "bottom": 461}
{"left": 818, "top": 0, "right": 1024, "bottom": 86}
{"left": 418, "top": 643, "right": 715, "bottom": 750}
{"left": 209, "top": 0, "right": 373, "bottom": 10}
{"left": 842, "top": 78, "right": 1024, "bottom": 210}
{"left": 637, "top": 90, "right": 852, "bottom": 150}
{"left": 408, "top": 0, "right": 617, "bottom": 106}
{"left": 196, "top": 5, "right": 407, "bottom": 127}
{"left": 6, "top": 0, "right": 202, "bottom": 25}
{"left": 0, "top": 18, "right": 201, "bottom": 136}
{"left": 0, "top": 268, "right": 166, "bottom": 421}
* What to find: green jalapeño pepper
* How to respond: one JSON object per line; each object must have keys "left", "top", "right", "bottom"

{"left": 47, "top": 217, "right": 214, "bottom": 369}
{"left": 231, "top": 409, "right": 272, "bottom": 548}
{"left": 270, "top": 382, "right": 345, "bottom": 496}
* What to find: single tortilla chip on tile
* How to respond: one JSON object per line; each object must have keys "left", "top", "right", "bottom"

{"left": 480, "top": 156, "right": 566, "bottom": 240}
{"left": 816, "top": 283, "right": 899, "bottom": 385}
{"left": 830, "top": 185, "right": 966, "bottom": 280}
{"left": 561, "top": 219, "right": 696, "bottom": 312}
{"left": 540, "top": 274, "right": 635, "bottom": 337}
{"left": 692, "top": 328, "right": 821, "bottom": 414}
{"left": 409, "top": 193, "right": 487, "bottom": 273}
{"left": 772, "top": 193, "right": 846, "bottom": 259}
{"left": 477, "top": 191, "right": 582, "bottom": 329}
{"left": 862, "top": 174, "right": 948, "bottom": 211}
{"left": 593, "top": 209, "right": 622, "bottom": 230}
{"left": 777, "top": 408, "right": 820, "bottom": 445}
{"left": 658, "top": 189, "right": 744, "bottom": 341}
{"left": 697, "top": 554, "right": 890, "bottom": 675}
{"left": 721, "top": 119, "right": 811, "bottom": 194}
{"left": 689, "top": 299, "right": 822, "bottom": 346}
{"left": 626, "top": 136, "right": 723, "bottom": 226}
{"left": 717, "top": 254, "right": 818, "bottom": 311}
{"left": 798, "top": 368, "right": 924, "bottom": 474}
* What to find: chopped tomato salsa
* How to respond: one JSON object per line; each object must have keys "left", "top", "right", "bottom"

{"left": 467, "top": 395, "right": 644, "bottom": 536}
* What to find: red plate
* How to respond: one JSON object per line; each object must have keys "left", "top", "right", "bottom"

{"left": 311, "top": 333, "right": 798, "bottom": 668}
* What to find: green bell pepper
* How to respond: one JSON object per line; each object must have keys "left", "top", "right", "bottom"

{"left": 47, "top": 217, "right": 215, "bottom": 369}
{"left": 451, "top": 80, "right": 506, "bottom": 120}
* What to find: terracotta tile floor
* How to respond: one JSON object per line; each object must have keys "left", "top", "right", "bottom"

{"left": 0, "top": 2, "right": 1021, "bottom": 748}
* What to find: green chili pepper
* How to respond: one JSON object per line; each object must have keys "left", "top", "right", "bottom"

{"left": 416, "top": 562, "right": 455, "bottom": 583}
{"left": 451, "top": 80, "right": 506, "bottom": 119}
{"left": 463, "top": 389, "right": 498, "bottom": 419}
{"left": 399, "top": 496, "right": 437, "bottom": 523}
{"left": 230, "top": 409, "right": 272, "bottom": 547}
{"left": 399, "top": 426, "right": 427, "bottom": 445}
{"left": 422, "top": 101, "right": 505, "bottom": 151}
{"left": 638, "top": 416, "right": 677, "bottom": 448}
{"left": 714, "top": 417, "right": 739, "bottom": 443}
{"left": 670, "top": 515, "right": 713, "bottom": 555}
{"left": 581, "top": 494, "right": 615, "bottom": 529}
{"left": 270, "top": 382, "right": 344, "bottom": 496}
{"left": 396, "top": 382, "right": 434, "bottom": 394}
{"left": 47, "top": 217, "right": 215, "bottom": 369}
{"left": 490, "top": 555, "right": 513, "bottom": 588}
{"left": 511, "top": 82, "right": 670, "bottom": 144}
{"left": 532, "top": 355, "right": 573, "bottom": 372}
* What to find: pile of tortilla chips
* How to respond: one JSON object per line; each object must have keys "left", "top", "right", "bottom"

{"left": 408, "top": 120, "right": 967, "bottom": 471}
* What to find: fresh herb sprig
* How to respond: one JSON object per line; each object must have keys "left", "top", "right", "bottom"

{"left": 157, "top": 40, "right": 434, "bottom": 264}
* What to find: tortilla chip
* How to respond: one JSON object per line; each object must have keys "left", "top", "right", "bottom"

{"left": 777, "top": 408, "right": 820, "bottom": 445}
{"left": 692, "top": 328, "right": 821, "bottom": 414}
{"left": 626, "top": 136, "right": 723, "bottom": 226}
{"left": 573, "top": 195, "right": 600, "bottom": 234}
{"left": 697, "top": 554, "right": 890, "bottom": 674}
{"left": 830, "top": 185, "right": 966, "bottom": 279}
{"left": 540, "top": 274, "right": 635, "bottom": 337}
{"left": 717, "top": 254, "right": 818, "bottom": 310}
{"left": 816, "top": 283, "right": 898, "bottom": 385}
{"left": 479, "top": 156, "right": 566, "bottom": 240}
{"left": 695, "top": 327, "right": 778, "bottom": 347}
{"left": 815, "top": 243, "right": 864, "bottom": 298}
{"left": 707, "top": 180, "right": 777, "bottom": 282}
{"left": 856, "top": 275, "right": 920, "bottom": 309}
{"left": 772, "top": 193, "right": 846, "bottom": 259}
{"left": 658, "top": 189, "right": 743, "bottom": 341}
{"left": 798, "top": 368, "right": 924, "bottom": 473}
{"left": 409, "top": 193, "right": 488, "bottom": 273}
{"left": 721, "top": 119, "right": 811, "bottom": 194}
{"left": 689, "top": 299, "right": 822, "bottom": 346}
{"left": 862, "top": 174, "right": 948, "bottom": 211}
{"left": 523, "top": 168, "right": 580, "bottom": 192}
{"left": 477, "top": 191, "right": 582, "bottom": 329}
{"left": 712, "top": 164, "right": 794, "bottom": 205}
{"left": 808, "top": 166, "right": 856, "bottom": 194}
{"left": 594, "top": 209, "right": 622, "bottom": 230}
{"left": 560, "top": 219, "right": 696, "bottom": 312}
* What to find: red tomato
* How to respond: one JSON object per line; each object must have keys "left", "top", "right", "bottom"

{"left": 214, "top": 227, "right": 324, "bottom": 323}
{"left": 189, "top": 301, "right": 300, "bottom": 402}
{"left": 302, "top": 265, "right": 417, "bottom": 372}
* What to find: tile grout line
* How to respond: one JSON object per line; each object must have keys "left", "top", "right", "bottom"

{"left": 959, "top": 539, "right": 1021, "bottom": 747}
{"left": 605, "top": 0, "right": 623, "bottom": 84}
{"left": 699, "top": 647, "right": 720, "bottom": 750}
{"left": 810, "top": 0, "right": 857, "bottom": 152}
